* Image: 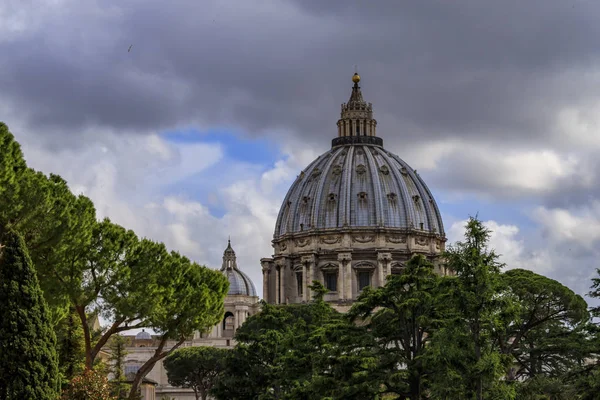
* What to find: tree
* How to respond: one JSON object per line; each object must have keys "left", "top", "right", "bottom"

{"left": 61, "top": 370, "right": 116, "bottom": 400}
{"left": 108, "top": 335, "right": 130, "bottom": 399}
{"left": 347, "top": 254, "right": 442, "bottom": 399}
{"left": 0, "top": 122, "right": 27, "bottom": 233}
{"left": 211, "top": 283, "right": 374, "bottom": 400}
{"left": 495, "top": 269, "right": 589, "bottom": 382}
{"left": 127, "top": 251, "right": 229, "bottom": 399}
{"left": 164, "top": 346, "right": 228, "bottom": 400}
{"left": 0, "top": 230, "right": 59, "bottom": 399}
{"left": 56, "top": 307, "right": 86, "bottom": 386}
{"left": 430, "top": 217, "right": 515, "bottom": 400}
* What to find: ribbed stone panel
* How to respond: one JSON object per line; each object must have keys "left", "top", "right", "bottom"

{"left": 222, "top": 268, "right": 257, "bottom": 297}
{"left": 274, "top": 143, "right": 445, "bottom": 238}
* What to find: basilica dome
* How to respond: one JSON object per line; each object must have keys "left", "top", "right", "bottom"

{"left": 274, "top": 75, "right": 444, "bottom": 239}
{"left": 261, "top": 73, "right": 446, "bottom": 308}
{"left": 274, "top": 145, "right": 444, "bottom": 237}
{"left": 220, "top": 240, "right": 257, "bottom": 297}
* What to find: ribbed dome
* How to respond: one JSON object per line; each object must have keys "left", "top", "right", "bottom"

{"left": 274, "top": 144, "right": 445, "bottom": 237}
{"left": 220, "top": 240, "right": 257, "bottom": 297}
{"left": 135, "top": 329, "right": 151, "bottom": 340}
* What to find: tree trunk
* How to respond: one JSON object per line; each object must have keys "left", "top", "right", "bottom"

{"left": 75, "top": 305, "right": 93, "bottom": 370}
{"left": 90, "top": 317, "right": 126, "bottom": 362}
{"left": 127, "top": 336, "right": 186, "bottom": 400}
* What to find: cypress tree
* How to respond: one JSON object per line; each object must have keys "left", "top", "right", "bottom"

{"left": 0, "top": 230, "right": 59, "bottom": 399}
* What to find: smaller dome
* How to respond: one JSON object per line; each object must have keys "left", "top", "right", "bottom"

{"left": 220, "top": 240, "right": 257, "bottom": 297}
{"left": 135, "top": 329, "right": 151, "bottom": 340}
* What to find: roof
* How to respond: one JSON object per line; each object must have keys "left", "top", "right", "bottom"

{"left": 220, "top": 240, "right": 257, "bottom": 297}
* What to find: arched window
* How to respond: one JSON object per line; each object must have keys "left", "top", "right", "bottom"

{"left": 222, "top": 311, "right": 235, "bottom": 331}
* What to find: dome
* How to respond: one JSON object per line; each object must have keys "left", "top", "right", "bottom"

{"left": 220, "top": 240, "right": 257, "bottom": 297}
{"left": 135, "top": 329, "right": 151, "bottom": 340}
{"left": 274, "top": 145, "right": 444, "bottom": 237}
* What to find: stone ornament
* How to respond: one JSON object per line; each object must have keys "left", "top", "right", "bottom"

{"left": 415, "top": 237, "right": 429, "bottom": 246}
{"left": 295, "top": 238, "right": 311, "bottom": 247}
{"left": 385, "top": 235, "right": 407, "bottom": 243}
{"left": 337, "top": 252, "right": 352, "bottom": 262}
{"left": 352, "top": 234, "right": 375, "bottom": 243}
{"left": 320, "top": 235, "right": 341, "bottom": 244}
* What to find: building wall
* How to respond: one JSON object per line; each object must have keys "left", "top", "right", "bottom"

{"left": 120, "top": 294, "right": 260, "bottom": 399}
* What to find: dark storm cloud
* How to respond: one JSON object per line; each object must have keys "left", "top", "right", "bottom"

{"left": 3, "top": 0, "right": 600, "bottom": 146}
{"left": 4, "top": 0, "right": 600, "bottom": 202}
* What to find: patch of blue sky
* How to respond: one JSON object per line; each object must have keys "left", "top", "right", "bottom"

{"left": 434, "top": 188, "right": 539, "bottom": 233}
{"left": 163, "top": 128, "right": 281, "bottom": 167}
{"left": 160, "top": 128, "right": 285, "bottom": 217}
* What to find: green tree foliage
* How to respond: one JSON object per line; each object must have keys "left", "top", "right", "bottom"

{"left": 0, "top": 124, "right": 230, "bottom": 400}
{"left": 61, "top": 370, "right": 116, "bottom": 400}
{"left": 164, "top": 346, "right": 229, "bottom": 400}
{"left": 0, "top": 230, "right": 60, "bottom": 399}
{"left": 108, "top": 335, "right": 130, "bottom": 399}
{"left": 0, "top": 122, "right": 27, "bottom": 232}
{"left": 127, "top": 251, "right": 229, "bottom": 399}
{"left": 428, "top": 217, "right": 515, "bottom": 399}
{"left": 496, "top": 269, "right": 589, "bottom": 382}
{"left": 213, "top": 283, "right": 378, "bottom": 400}
{"left": 347, "top": 254, "right": 441, "bottom": 399}
{"left": 56, "top": 308, "right": 86, "bottom": 386}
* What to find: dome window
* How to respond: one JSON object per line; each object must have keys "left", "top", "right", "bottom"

{"left": 328, "top": 193, "right": 337, "bottom": 202}
{"left": 356, "top": 164, "right": 367, "bottom": 175}
{"left": 412, "top": 195, "right": 420, "bottom": 203}
{"left": 400, "top": 167, "right": 408, "bottom": 175}
{"left": 302, "top": 196, "right": 310, "bottom": 204}
{"left": 332, "top": 165, "right": 342, "bottom": 175}
{"left": 358, "top": 192, "right": 368, "bottom": 200}
{"left": 379, "top": 165, "right": 390, "bottom": 175}
{"left": 387, "top": 193, "right": 397, "bottom": 201}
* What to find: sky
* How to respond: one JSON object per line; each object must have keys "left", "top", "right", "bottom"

{"left": 2, "top": 0, "right": 600, "bottom": 307}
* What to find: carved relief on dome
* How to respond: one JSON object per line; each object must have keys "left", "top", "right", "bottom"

{"left": 435, "top": 241, "right": 441, "bottom": 250}
{"left": 278, "top": 241, "right": 288, "bottom": 251}
{"left": 356, "top": 164, "right": 367, "bottom": 175}
{"left": 352, "top": 234, "right": 375, "bottom": 243}
{"left": 386, "top": 235, "right": 407, "bottom": 244}
{"left": 415, "top": 237, "right": 430, "bottom": 246}
{"left": 295, "top": 237, "right": 311, "bottom": 247}
{"left": 320, "top": 235, "right": 341, "bottom": 245}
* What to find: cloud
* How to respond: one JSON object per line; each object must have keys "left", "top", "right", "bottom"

{"left": 447, "top": 219, "right": 550, "bottom": 274}
{"left": 533, "top": 202, "right": 600, "bottom": 250}
{"left": 447, "top": 216, "right": 599, "bottom": 303}
{"left": 3, "top": 0, "right": 600, "bottom": 307}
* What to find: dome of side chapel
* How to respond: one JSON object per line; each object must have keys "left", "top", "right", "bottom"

{"left": 220, "top": 240, "right": 257, "bottom": 297}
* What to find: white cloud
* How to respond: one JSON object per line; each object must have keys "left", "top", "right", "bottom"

{"left": 447, "top": 219, "right": 552, "bottom": 274}
{"left": 533, "top": 202, "right": 600, "bottom": 249}
{"left": 14, "top": 129, "right": 312, "bottom": 298}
